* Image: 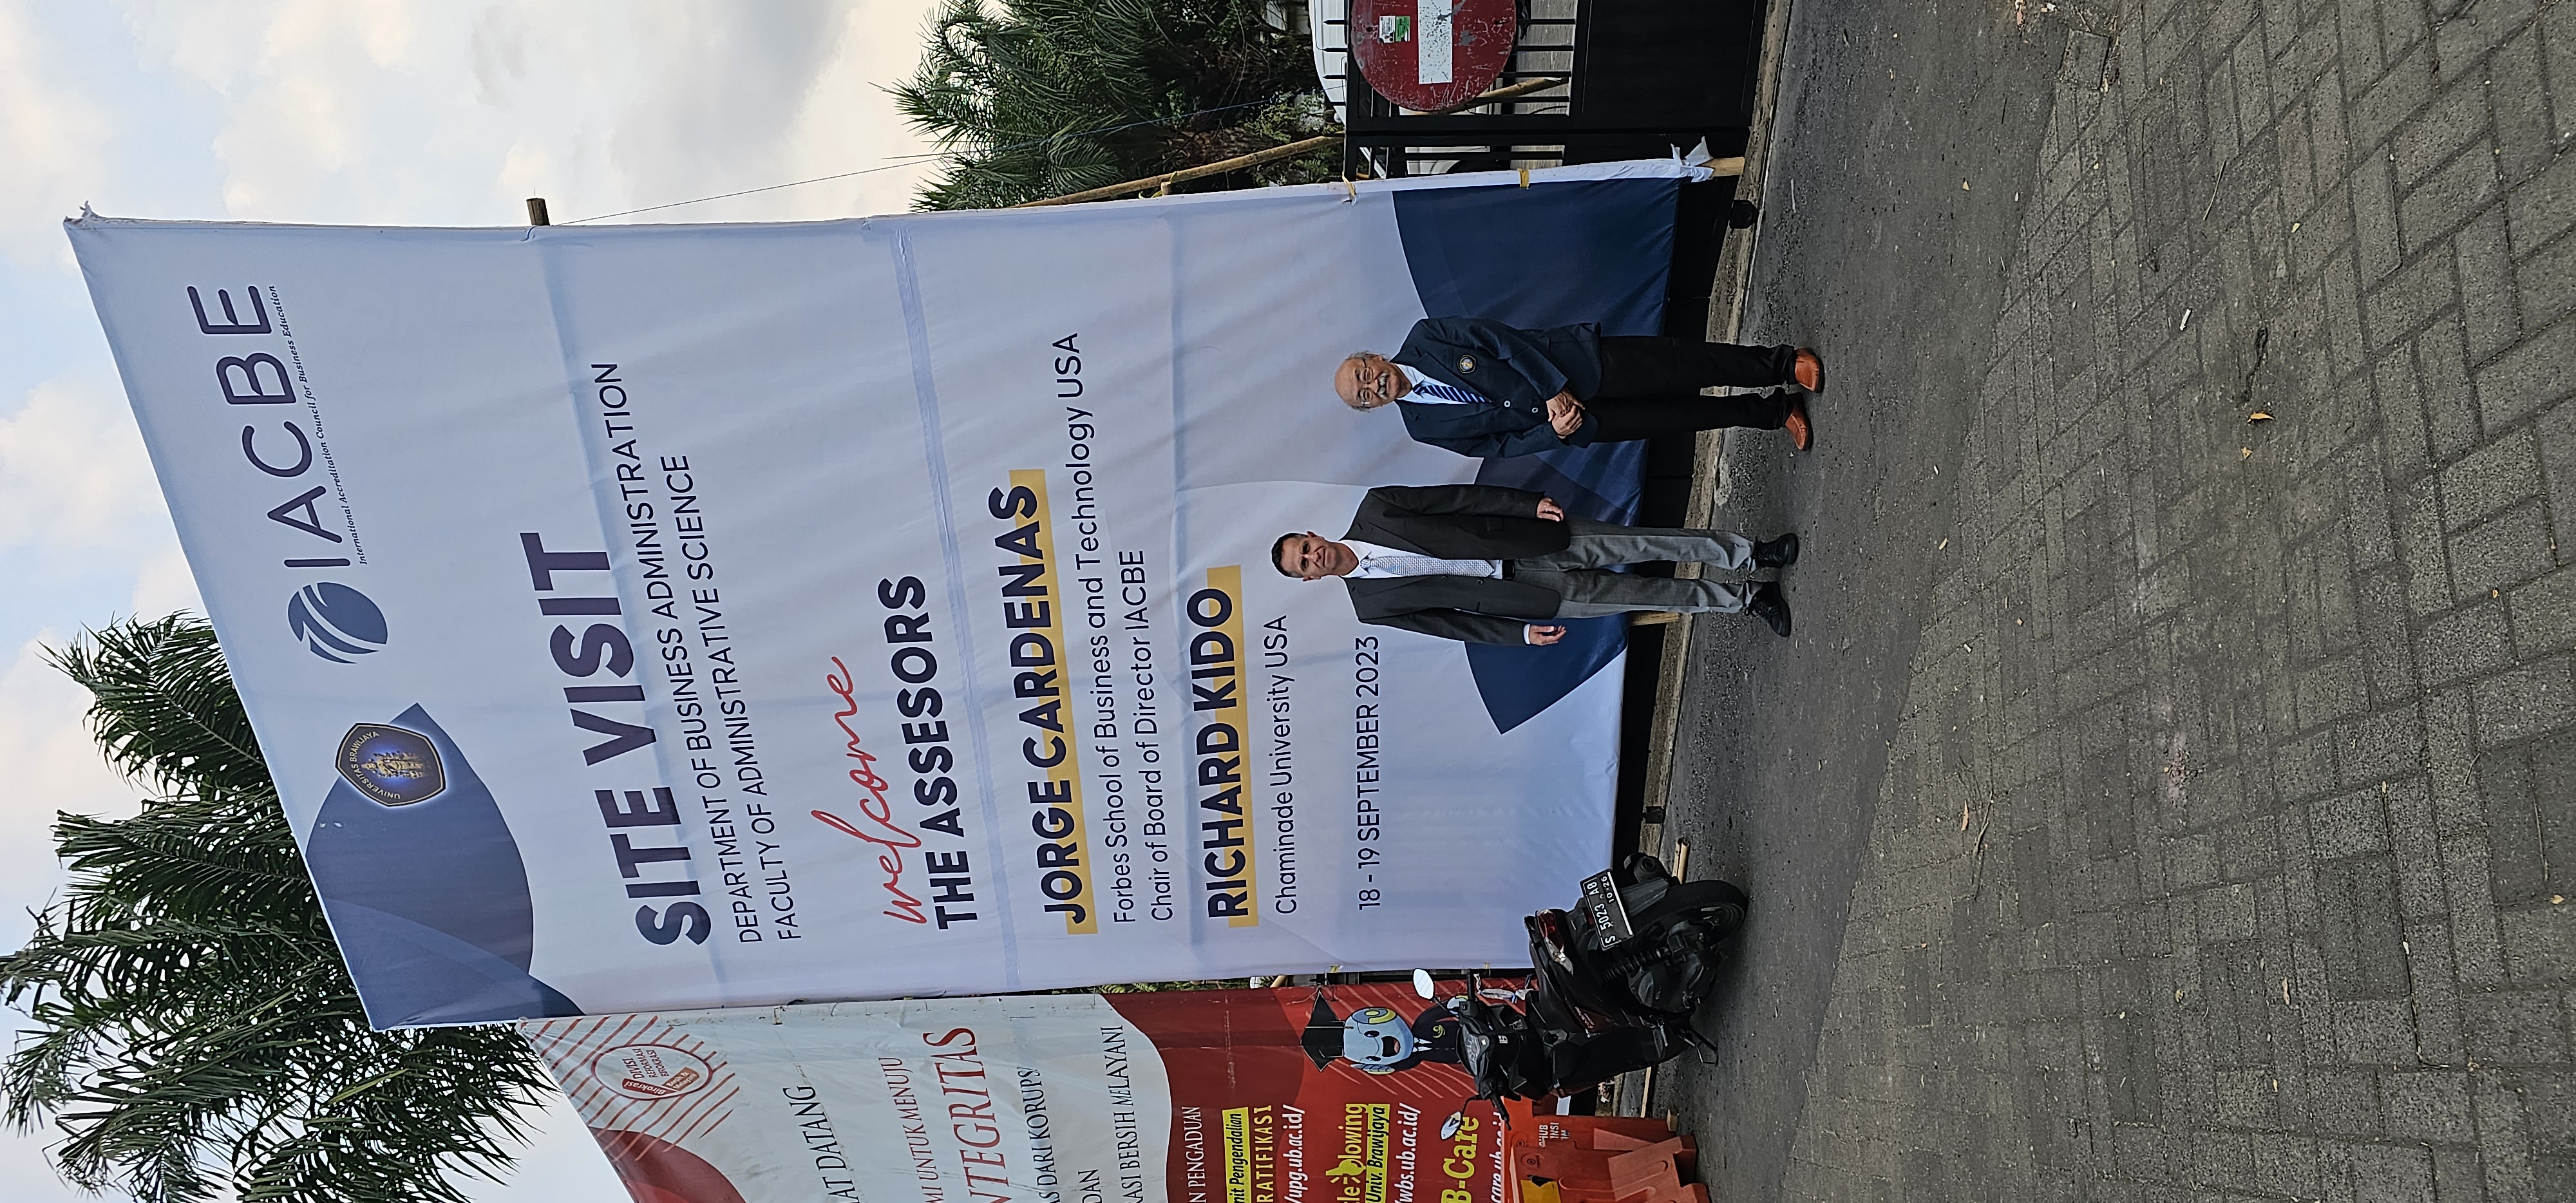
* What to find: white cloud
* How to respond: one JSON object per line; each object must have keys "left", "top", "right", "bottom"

{"left": 111, "top": 0, "right": 270, "bottom": 95}
{"left": 106, "top": 0, "right": 947, "bottom": 227}
{"left": 761, "top": 0, "right": 947, "bottom": 221}
{"left": 128, "top": 538, "right": 204, "bottom": 618}
{"left": 601, "top": 1, "right": 848, "bottom": 201}
{"left": 0, "top": 373, "right": 173, "bottom": 560}
{"left": 468, "top": 6, "right": 530, "bottom": 108}
{"left": 0, "top": 1, "right": 115, "bottom": 269}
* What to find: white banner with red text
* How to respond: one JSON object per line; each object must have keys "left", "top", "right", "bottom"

{"left": 524, "top": 984, "right": 1512, "bottom": 1203}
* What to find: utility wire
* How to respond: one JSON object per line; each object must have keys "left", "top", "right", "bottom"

{"left": 564, "top": 94, "right": 1310, "bottom": 224}
{"left": 563, "top": 156, "right": 943, "bottom": 224}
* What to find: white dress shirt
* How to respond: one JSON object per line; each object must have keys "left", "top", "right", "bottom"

{"left": 1341, "top": 538, "right": 1503, "bottom": 580}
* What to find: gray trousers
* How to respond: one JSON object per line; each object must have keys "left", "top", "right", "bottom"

{"left": 1510, "top": 518, "right": 1758, "bottom": 617}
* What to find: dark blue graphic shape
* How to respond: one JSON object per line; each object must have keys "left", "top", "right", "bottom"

{"left": 336, "top": 723, "right": 446, "bottom": 806}
{"left": 1394, "top": 177, "right": 1681, "bottom": 335}
{"left": 305, "top": 705, "right": 578, "bottom": 1027}
{"left": 1394, "top": 176, "right": 1679, "bottom": 732}
{"left": 286, "top": 583, "right": 388, "bottom": 663}
{"left": 1468, "top": 446, "right": 1645, "bottom": 733}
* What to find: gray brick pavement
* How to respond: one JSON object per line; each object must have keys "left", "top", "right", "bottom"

{"left": 1665, "top": 1, "right": 2574, "bottom": 1199}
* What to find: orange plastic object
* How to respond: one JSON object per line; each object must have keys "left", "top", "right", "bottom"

{"left": 1506, "top": 1111, "right": 1701, "bottom": 1203}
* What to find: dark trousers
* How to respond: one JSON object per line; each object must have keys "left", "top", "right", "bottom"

{"left": 1584, "top": 336, "right": 1799, "bottom": 441}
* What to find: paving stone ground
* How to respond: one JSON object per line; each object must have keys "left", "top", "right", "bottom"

{"left": 1661, "top": 2, "right": 2576, "bottom": 1200}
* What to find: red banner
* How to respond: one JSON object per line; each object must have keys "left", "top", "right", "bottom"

{"left": 1107, "top": 984, "right": 1512, "bottom": 1203}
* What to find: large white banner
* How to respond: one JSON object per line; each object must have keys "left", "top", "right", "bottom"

{"left": 70, "top": 162, "right": 1700, "bottom": 1027}
{"left": 523, "top": 985, "right": 1513, "bottom": 1203}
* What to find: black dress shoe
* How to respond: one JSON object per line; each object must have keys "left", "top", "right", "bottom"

{"left": 1752, "top": 533, "right": 1800, "bottom": 568}
{"left": 1747, "top": 582, "right": 1792, "bottom": 638}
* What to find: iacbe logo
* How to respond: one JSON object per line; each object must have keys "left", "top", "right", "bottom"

{"left": 286, "top": 582, "right": 387, "bottom": 663}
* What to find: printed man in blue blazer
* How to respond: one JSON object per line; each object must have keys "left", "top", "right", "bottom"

{"left": 1334, "top": 317, "right": 1824, "bottom": 459}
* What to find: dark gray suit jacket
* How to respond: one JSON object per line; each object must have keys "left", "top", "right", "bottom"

{"left": 1338, "top": 484, "right": 1571, "bottom": 645}
{"left": 1390, "top": 317, "right": 1607, "bottom": 459}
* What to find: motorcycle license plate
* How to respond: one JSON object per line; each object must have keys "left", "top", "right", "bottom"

{"left": 1577, "top": 869, "right": 1635, "bottom": 949}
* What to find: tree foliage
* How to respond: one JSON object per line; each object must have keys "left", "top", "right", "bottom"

{"left": 0, "top": 615, "right": 554, "bottom": 1202}
{"left": 893, "top": 0, "right": 1336, "bottom": 209}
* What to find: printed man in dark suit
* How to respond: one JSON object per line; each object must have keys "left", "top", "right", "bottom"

{"left": 1271, "top": 484, "right": 1797, "bottom": 645}
{"left": 1334, "top": 317, "right": 1824, "bottom": 460}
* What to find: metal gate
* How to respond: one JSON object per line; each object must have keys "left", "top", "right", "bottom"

{"left": 1315, "top": 1, "right": 1769, "bottom": 178}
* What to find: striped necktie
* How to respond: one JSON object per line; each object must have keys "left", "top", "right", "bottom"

{"left": 1362, "top": 551, "right": 1493, "bottom": 578}
{"left": 1407, "top": 379, "right": 1492, "bottom": 406}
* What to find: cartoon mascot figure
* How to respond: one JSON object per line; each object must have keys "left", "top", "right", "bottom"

{"left": 1300, "top": 994, "right": 1464, "bottom": 1075}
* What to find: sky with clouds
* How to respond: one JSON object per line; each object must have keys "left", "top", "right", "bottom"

{"left": 0, "top": 1, "right": 950, "bottom": 1197}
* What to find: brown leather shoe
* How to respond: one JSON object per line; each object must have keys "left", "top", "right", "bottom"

{"left": 1781, "top": 390, "right": 1813, "bottom": 451}
{"left": 1792, "top": 347, "right": 1824, "bottom": 391}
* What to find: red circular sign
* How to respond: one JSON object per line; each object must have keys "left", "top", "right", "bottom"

{"left": 1349, "top": 0, "right": 1517, "bottom": 112}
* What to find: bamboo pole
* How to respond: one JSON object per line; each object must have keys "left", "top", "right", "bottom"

{"left": 1014, "top": 76, "right": 1571, "bottom": 208}
{"left": 1015, "top": 135, "right": 1341, "bottom": 207}
{"left": 1400, "top": 73, "right": 1567, "bottom": 113}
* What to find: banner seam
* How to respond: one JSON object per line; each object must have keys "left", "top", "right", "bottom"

{"left": 891, "top": 231, "right": 1024, "bottom": 985}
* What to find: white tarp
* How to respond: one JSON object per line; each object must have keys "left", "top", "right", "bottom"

{"left": 69, "top": 161, "right": 1697, "bottom": 1027}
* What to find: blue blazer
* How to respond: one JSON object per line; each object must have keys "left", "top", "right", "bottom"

{"left": 1389, "top": 317, "right": 1606, "bottom": 459}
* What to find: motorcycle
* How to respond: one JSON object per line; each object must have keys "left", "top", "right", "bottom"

{"left": 1424, "top": 851, "right": 1748, "bottom": 1104}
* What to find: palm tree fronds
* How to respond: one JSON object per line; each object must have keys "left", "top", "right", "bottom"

{"left": 893, "top": 0, "right": 1332, "bottom": 209}
{"left": 3, "top": 614, "right": 556, "bottom": 1203}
